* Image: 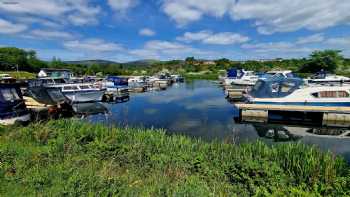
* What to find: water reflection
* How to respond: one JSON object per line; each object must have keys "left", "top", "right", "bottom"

{"left": 85, "top": 80, "right": 349, "bottom": 162}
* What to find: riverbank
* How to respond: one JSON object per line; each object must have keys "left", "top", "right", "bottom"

{"left": 0, "top": 120, "right": 349, "bottom": 196}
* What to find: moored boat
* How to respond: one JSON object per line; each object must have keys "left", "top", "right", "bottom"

{"left": 0, "top": 83, "right": 30, "bottom": 125}
{"left": 51, "top": 83, "right": 105, "bottom": 103}
{"left": 245, "top": 77, "right": 350, "bottom": 107}
{"left": 307, "top": 71, "right": 350, "bottom": 84}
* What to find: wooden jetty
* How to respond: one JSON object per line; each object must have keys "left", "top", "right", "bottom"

{"left": 235, "top": 103, "right": 350, "bottom": 127}
{"left": 225, "top": 88, "right": 245, "bottom": 101}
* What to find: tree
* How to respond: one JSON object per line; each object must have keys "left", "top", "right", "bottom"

{"left": 300, "top": 50, "right": 344, "bottom": 73}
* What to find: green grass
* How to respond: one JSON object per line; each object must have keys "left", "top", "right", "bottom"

{"left": 0, "top": 71, "right": 36, "bottom": 79}
{"left": 184, "top": 73, "right": 219, "bottom": 80}
{"left": 0, "top": 120, "right": 349, "bottom": 196}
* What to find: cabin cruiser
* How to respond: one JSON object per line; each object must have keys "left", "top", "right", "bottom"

{"left": 147, "top": 75, "right": 172, "bottom": 85}
{"left": 245, "top": 76, "right": 350, "bottom": 107}
{"left": 128, "top": 76, "right": 146, "bottom": 84}
{"left": 223, "top": 69, "right": 259, "bottom": 86}
{"left": 0, "top": 84, "right": 30, "bottom": 125}
{"left": 266, "top": 70, "right": 296, "bottom": 78}
{"left": 102, "top": 76, "right": 128, "bottom": 91}
{"left": 170, "top": 75, "right": 185, "bottom": 83}
{"left": 307, "top": 71, "right": 350, "bottom": 84}
{"left": 50, "top": 83, "right": 105, "bottom": 103}
{"left": 99, "top": 76, "right": 129, "bottom": 100}
{"left": 24, "top": 86, "right": 73, "bottom": 118}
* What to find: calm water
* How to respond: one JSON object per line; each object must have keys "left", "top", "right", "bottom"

{"left": 86, "top": 80, "right": 350, "bottom": 162}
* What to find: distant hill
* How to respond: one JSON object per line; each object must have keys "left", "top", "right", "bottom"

{"left": 64, "top": 59, "right": 162, "bottom": 67}
{"left": 64, "top": 60, "right": 120, "bottom": 66}
{"left": 123, "top": 59, "right": 161, "bottom": 67}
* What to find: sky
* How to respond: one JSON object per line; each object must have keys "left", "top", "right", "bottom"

{"left": 1, "top": 0, "right": 350, "bottom": 62}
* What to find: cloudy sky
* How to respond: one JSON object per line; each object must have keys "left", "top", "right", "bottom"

{"left": 1, "top": 0, "right": 350, "bottom": 62}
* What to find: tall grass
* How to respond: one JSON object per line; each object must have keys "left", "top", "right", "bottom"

{"left": 0, "top": 71, "right": 36, "bottom": 79}
{"left": 0, "top": 120, "right": 349, "bottom": 196}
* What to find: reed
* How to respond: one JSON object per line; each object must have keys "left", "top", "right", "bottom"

{"left": 0, "top": 120, "right": 349, "bottom": 196}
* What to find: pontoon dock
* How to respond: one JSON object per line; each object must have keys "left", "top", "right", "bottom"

{"left": 235, "top": 103, "right": 350, "bottom": 127}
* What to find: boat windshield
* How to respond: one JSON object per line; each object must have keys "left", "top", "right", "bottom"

{"left": 0, "top": 88, "right": 20, "bottom": 101}
{"left": 249, "top": 78, "right": 303, "bottom": 98}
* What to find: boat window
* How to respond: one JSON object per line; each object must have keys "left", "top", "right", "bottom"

{"left": 63, "top": 86, "right": 78, "bottom": 91}
{"left": 338, "top": 91, "right": 350, "bottom": 97}
{"left": 271, "top": 83, "right": 279, "bottom": 93}
{"left": 1, "top": 88, "right": 20, "bottom": 101}
{"left": 286, "top": 73, "right": 295, "bottom": 78}
{"left": 280, "top": 82, "right": 296, "bottom": 93}
{"left": 312, "top": 91, "right": 349, "bottom": 98}
{"left": 79, "top": 85, "right": 91, "bottom": 89}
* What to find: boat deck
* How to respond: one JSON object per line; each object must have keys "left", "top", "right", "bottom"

{"left": 234, "top": 103, "right": 350, "bottom": 127}
{"left": 235, "top": 103, "right": 350, "bottom": 113}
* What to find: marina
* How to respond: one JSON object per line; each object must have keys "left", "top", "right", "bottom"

{"left": 0, "top": 68, "right": 350, "bottom": 164}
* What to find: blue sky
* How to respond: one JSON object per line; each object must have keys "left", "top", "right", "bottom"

{"left": 1, "top": 0, "right": 350, "bottom": 62}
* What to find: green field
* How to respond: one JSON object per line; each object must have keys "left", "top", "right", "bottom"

{"left": 0, "top": 120, "right": 349, "bottom": 196}
{"left": 0, "top": 71, "right": 36, "bottom": 79}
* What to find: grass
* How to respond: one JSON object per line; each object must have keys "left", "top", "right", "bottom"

{"left": 0, "top": 120, "right": 349, "bottom": 196}
{"left": 0, "top": 71, "right": 36, "bottom": 79}
{"left": 184, "top": 73, "right": 219, "bottom": 80}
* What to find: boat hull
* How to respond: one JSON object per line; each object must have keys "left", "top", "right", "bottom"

{"left": 0, "top": 113, "right": 31, "bottom": 125}
{"left": 64, "top": 90, "right": 105, "bottom": 103}
{"left": 250, "top": 101, "right": 350, "bottom": 107}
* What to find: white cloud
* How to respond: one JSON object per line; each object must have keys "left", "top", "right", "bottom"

{"left": 241, "top": 41, "right": 312, "bottom": 56}
{"left": 129, "top": 40, "right": 214, "bottom": 59}
{"left": 296, "top": 33, "right": 325, "bottom": 45}
{"left": 108, "top": 0, "right": 138, "bottom": 12}
{"left": 162, "top": 0, "right": 350, "bottom": 34}
{"left": 162, "top": 0, "right": 232, "bottom": 26}
{"left": 230, "top": 0, "right": 350, "bottom": 34}
{"left": 139, "top": 28, "right": 156, "bottom": 36}
{"left": 63, "top": 38, "right": 123, "bottom": 53}
{"left": 326, "top": 37, "right": 350, "bottom": 47}
{"left": 0, "top": 0, "right": 100, "bottom": 26}
{"left": 29, "top": 29, "right": 73, "bottom": 40}
{"left": 178, "top": 30, "right": 249, "bottom": 45}
{"left": 0, "top": 18, "right": 27, "bottom": 34}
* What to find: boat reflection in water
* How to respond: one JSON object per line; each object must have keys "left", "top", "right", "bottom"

{"left": 252, "top": 123, "right": 350, "bottom": 142}
{"left": 72, "top": 102, "right": 109, "bottom": 118}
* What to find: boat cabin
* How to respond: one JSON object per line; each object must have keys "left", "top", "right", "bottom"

{"left": 38, "top": 68, "right": 73, "bottom": 79}
{"left": 249, "top": 77, "right": 304, "bottom": 98}
{"left": 0, "top": 84, "right": 28, "bottom": 120}
{"left": 106, "top": 76, "right": 128, "bottom": 86}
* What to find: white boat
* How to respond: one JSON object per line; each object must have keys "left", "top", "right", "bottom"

{"left": 307, "top": 72, "right": 350, "bottom": 84}
{"left": 51, "top": 83, "right": 105, "bottom": 103}
{"left": 224, "top": 70, "right": 259, "bottom": 86}
{"left": 245, "top": 77, "right": 350, "bottom": 107}
{"left": 266, "top": 70, "right": 295, "bottom": 78}
{"left": 128, "top": 76, "right": 146, "bottom": 84}
{"left": 170, "top": 75, "right": 184, "bottom": 83}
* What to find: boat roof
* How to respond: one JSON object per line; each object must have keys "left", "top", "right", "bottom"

{"left": 267, "top": 70, "right": 292, "bottom": 74}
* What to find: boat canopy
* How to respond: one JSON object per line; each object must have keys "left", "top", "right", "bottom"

{"left": 27, "top": 86, "right": 68, "bottom": 105}
{"left": 249, "top": 77, "right": 304, "bottom": 98}
{"left": 0, "top": 84, "right": 27, "bottom": 118}
{"left": 227, "top": 68, "right": 245, "bottom": 78}
{"left": 106, "top": 76, "right": 128, "bottom": 86}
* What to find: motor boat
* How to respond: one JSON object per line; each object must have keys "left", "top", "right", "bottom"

{"left": 0, "top": 83, "right": 30, "bottom": 125}
{"left": 170, "top": 75, "right": 185, "bottom": 83}
{"left": 307, "top": 71, "right": 350, "bottom": 84}
{"left": 245, "top": 76, "right": 350, "bottom": 107}
{"left": 223, "top": 69, "right": 259, "bottom": 86}
{"left": 50, "top": 83, "right": 105, "bottom": 103}
{"left": 128, "top": 76, "right": 146, "bottom": 84}
{"left": 266, "top": 70, "right": 296, "bottom": 78}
